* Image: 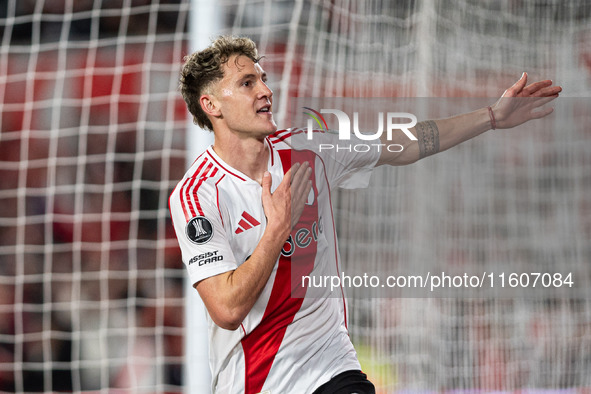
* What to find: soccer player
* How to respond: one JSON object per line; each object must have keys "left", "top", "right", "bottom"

{"left": 169, "top": 36, "right": 561, "bottom": 393}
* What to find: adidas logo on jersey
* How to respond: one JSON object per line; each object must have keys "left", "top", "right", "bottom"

{"left": 235, "top": 211, "right": 261, "bottom": 234}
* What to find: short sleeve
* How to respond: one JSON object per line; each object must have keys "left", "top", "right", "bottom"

{"left": 169, "top": 180, "right": 238, "bottom": 286}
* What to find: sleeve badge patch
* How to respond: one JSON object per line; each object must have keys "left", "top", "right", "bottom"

{"left": 186, "top": 216, "right": 214, "bottom": 244}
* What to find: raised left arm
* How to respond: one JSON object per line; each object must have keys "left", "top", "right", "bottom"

{"left": 378, "top": 72, "right": 562, "bottom": 166}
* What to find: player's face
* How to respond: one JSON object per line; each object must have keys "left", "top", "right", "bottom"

{"left": 213, "top": 55, "right": 276, "bottom": 137}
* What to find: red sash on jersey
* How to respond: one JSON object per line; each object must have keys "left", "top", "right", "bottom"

{"left": 240, "top": 149, "right": 319, "bottom": 394}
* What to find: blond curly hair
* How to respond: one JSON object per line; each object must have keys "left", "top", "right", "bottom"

{"left": 179, "top": 36, "right": 261, "bottom": 131}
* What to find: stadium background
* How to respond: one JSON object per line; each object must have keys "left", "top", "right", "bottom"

{"left": 0, "top": 0, "right": 590, "bottom": 392}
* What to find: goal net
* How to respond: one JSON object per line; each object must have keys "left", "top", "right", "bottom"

{"left": 1, "top": 0, "right": 590, "bottom": 393}
{"left": 0, "top": 1, "right": 190, "bottom": 392}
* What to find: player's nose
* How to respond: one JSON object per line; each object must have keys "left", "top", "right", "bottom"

{"left": 258, "top": 81, "right": 273, "bottom": 99}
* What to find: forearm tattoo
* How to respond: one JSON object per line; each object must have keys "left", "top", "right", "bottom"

{"left": 416, "top": 120, "right": 440, "bottom": 159}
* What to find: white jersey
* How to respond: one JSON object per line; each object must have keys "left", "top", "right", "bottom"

{"left": 169, "top": 128, "right": 379, "bottom": 394}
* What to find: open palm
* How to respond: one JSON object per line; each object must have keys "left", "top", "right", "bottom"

{"left": 491, "top": 72, "right": 562, "bottom": 129}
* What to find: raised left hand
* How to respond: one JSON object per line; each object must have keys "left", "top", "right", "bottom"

{"left": 491, "top": 72, "right": 562, "bottom": 129}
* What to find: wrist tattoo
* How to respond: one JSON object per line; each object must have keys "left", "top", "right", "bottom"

{"left": 416, "top": 120, "right": 440, "bottom": 159}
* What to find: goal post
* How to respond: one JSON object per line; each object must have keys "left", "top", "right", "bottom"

{"left": 184, "top": 1, "right": 219, "bottom": 392}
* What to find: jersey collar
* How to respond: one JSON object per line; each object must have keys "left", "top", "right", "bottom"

{"left": 205, "top": 138, "right": 278, "bottom": 184}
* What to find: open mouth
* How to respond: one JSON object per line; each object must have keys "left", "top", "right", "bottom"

{"left": 257, "top": 105, "right": 272, "bottom": 114}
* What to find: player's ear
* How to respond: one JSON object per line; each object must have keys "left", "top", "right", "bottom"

{"left": 199, "top": 94, "right": 221, "bottom": 118}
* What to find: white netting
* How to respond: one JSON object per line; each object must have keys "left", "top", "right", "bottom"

{"left": 0, "top": 1, "right": 190, "bottom": 392}
{"left": 335, "top": 97, "right": 591, "bottom": 390}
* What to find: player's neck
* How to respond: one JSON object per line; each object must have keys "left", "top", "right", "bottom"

{"left": 212, "top": 134, "right": 269, "bottom": 184}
